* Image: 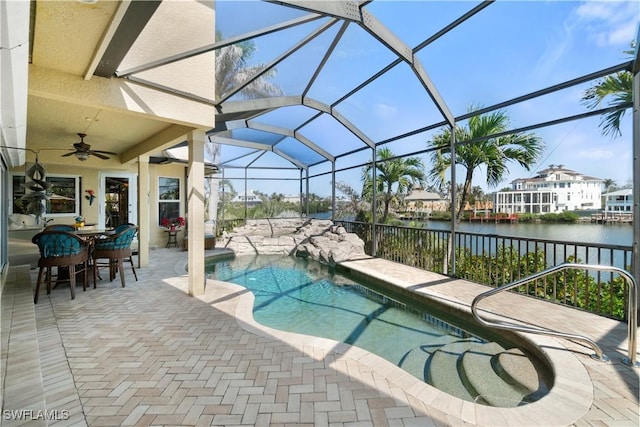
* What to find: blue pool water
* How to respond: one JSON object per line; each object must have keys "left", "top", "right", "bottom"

{"left": 206, "top": 254, "right": 549, "bottom": 405}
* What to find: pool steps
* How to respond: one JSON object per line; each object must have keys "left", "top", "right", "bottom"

{"left": 401, "top": 338, "right": 545, "bottom": 407}
{"left": 429, "top": 340, "right": 480, "bottom": 402}
{"left": 461, "top": 343, "right": 543, "bottom": 407}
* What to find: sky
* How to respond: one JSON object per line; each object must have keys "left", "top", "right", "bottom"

{"left": 214, "top": 0, "right": 639, "bottom": 198}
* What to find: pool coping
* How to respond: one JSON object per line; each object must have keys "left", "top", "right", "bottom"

{"left": 200, "top": 258, "right": 594, "bottom": 427}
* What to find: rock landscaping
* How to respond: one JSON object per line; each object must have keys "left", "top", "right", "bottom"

{"left": 220, "top": 218, "right": 366, "bottom": 266}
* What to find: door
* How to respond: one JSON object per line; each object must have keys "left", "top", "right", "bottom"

{"left": 99, "top": 172, "right": 138, "bottom": 229}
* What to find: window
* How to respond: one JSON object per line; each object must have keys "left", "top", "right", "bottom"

{"left": 11, "top": 175, "right": 27, "bottom": 214}
{"left": 158, "top": 177, "right": 181, "bottom": 226}
{"left": 46, "top": 176, "right": 79, "bottom": 215}
{"left": 10, "top": 173, "right": 80, "bottom": 217}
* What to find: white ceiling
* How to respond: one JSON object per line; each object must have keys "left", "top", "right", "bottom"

{"left": 17, "top": 0, "right": 214, "bottom": 167}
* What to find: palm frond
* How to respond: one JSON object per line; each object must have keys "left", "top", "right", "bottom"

{"left": 581, "top": 70, "right": 632, "bottom": 138}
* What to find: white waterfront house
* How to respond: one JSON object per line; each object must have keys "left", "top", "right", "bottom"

{"left": 494, "top": 165, "right": 603, "bottom": 214}
{"left": 232, "top": 190, "right": 262, "bottom": 206}
{"left": 602, "top": 188, "right": 633, "bottom": 216}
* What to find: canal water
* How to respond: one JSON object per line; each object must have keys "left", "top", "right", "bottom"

{"left": 421, "top": 221, "right": 631, "bottom": 247}
{"left": 316, "top": 212, "right": 631, "bottom": 247}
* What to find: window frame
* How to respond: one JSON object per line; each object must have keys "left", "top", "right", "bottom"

{"left": 158, "top": 176, "right": 181, "bottom": 228}
{"left": 9, "top": 172, "right": 81, "bottom": 218}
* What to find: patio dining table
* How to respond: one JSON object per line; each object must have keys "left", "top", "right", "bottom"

{"left": 72, "top": 229, "right": 115, "bottom": 282}
{"left": 73, "top": 228, "right": 115, "bottom": 238}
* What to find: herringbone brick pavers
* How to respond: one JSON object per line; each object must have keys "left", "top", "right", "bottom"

{"left": 28, "top": 256, "right": 446, "bottom": 427}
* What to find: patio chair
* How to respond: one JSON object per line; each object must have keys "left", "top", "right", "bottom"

{"left": 113, "top": 222, "right": 140, "bottom": 257}
{"left": 32, "top": 230, "right": 91, "bottom": 303}
{"left": 92, "top": 224, "right": 139, "bottom": 287}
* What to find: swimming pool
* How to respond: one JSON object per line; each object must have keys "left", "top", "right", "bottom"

{"left": 206, "top": 254, "right": 550, "bottom": 407}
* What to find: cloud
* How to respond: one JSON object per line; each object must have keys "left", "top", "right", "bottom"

{"left": 577, "top": 148, "right": 614, "bottom": 160}
{"left": 575, "top": 0, "right": 638, "bottom": 47}
{"left": 533, "top": 1, "right": 637, "bottom": 76}
{"left": 532, "top": 26, "right": 573, "bottom": 77}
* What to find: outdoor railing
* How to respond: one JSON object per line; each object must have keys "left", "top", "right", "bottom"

{"left": 336, "top": 220, "right": 633, "bottom": 321}
{"left": 472, "top": 263, "right": 638, "bottom": 367}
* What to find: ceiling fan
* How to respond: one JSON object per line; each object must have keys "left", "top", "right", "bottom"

{"left": 61, "top": 133, "right": 117, "bottom": 161}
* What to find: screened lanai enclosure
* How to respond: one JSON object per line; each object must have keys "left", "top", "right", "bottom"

{"left": 194, "top": 1, "right": 639, "bottom": 287}
{"left": 209, "top": 1, "right": 636, "bottom": 198}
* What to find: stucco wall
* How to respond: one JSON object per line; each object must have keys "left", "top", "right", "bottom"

{"left": 8, "top": 160, "right": 189, "bottom": 249}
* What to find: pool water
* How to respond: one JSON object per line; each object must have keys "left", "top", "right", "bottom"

{"left": 207, "top": 255, "right": 549, "bottom": 406}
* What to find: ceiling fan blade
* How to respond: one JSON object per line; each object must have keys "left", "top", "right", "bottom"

{"left": 91, "top": 150, "right": 117, "bottom": 155}
{"left": 90, "top": 152, "right": 111, "bottom": 160}
{"left": 61, "top": 152, "right": 76, "bottom": 157}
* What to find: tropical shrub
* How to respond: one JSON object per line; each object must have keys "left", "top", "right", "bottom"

{"left": 539, "top": 212, "right": 579, "bottom": 223}
{"left": 517, "top": 213, "right": 538, "bottom": 223}
{"left": 348, "top": 224, "right": 628, "bottom": 320}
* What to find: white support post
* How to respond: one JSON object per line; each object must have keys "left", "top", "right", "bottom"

{"left": 137, "top": 155, "right": 150, "bottom": 267}
{"left": 187, "top": 130, "right": 206, "bottom": 296}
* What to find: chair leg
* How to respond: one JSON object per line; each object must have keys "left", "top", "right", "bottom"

{"left": 109, "top": 259, "right": 116, "bottom": 282}
{"left": 46, "top": 267, "right": 53, "bottom": 295}
{"left": 91, "top": 259, "right": 96, "bottom": 289}
{"left": 34, "top": 267, "right": 45, "bottom": 304}
{"left": 69, "top": 264, "right": 76, "bottom": 300}
{"left": 82, "top": 261, "right": 88, "bottom": 291}
{"left": 93, "top": 257, "right": 98, "bottom": 287}
{"left": 118, "top": 258, "right": 126, "bottom": 287}
{"left": 129, "top": 256, "right": 138, "bottom": 281}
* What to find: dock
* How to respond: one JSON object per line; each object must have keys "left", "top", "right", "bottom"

{"left": 590, "top": 213, "right": 633, "bottom": 224}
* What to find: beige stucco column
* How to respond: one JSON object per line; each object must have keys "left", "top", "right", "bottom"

{"left": 137, "top": 155, "right": 150, "bottom": 267}
{"left": 187, "top": 130, "right": 206, "bottom": 296}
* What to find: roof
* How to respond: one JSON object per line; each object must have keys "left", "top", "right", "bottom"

{"left": 602, "top": 188, "right": 633, "bottom": 196}
{"left": 405, "top": 190, "right": 443, "bottom": 201}
{"left": 512, "top": 166, "right": 604, "bottom": 184}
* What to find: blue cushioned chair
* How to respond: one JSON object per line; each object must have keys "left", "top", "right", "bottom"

{"left": 32, "top": 230, "right": 91, "bottom": 303}
{"left": 93, "top": 224, "right": 139, "bottom": 287}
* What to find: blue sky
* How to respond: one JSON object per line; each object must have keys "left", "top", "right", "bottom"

{"left": 215, "top": 1, "right": 639, "bottom": 197}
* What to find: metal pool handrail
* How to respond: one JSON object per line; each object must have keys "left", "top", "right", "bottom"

{"left": 471, "top": 263, "right": 638, "bottom": 368}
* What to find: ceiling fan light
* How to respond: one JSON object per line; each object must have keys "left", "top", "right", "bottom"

{"left": 75, "top": 152, "right": 89, "bottom": 161}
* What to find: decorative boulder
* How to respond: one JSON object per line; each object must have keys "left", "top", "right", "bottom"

{"left": 221, "top": 218, "right": 366, "bottom": 266}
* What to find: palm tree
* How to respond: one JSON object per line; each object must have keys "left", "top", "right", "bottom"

{"left": 602, "top": 178, "right": 619, "bottom": 194}
{"left": 428, "top": 106, "right": 544, "bottom": 221}
{"left": 215, "top": 30, "right": 284, "bottom": 100}
{"left": 210, "top": 32, "right": 284, "bottom": 221}
{"left": 581, "top": 43, "right": 634, "bottom": 138}
{"left": 216, "top": 178, "right": 237, "bottom": 218}
{"left": 334, "top": 181, "right": 370, "bottom": 220}
{"left": 362, "top": 148, "right": 426, "bottom": 223}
